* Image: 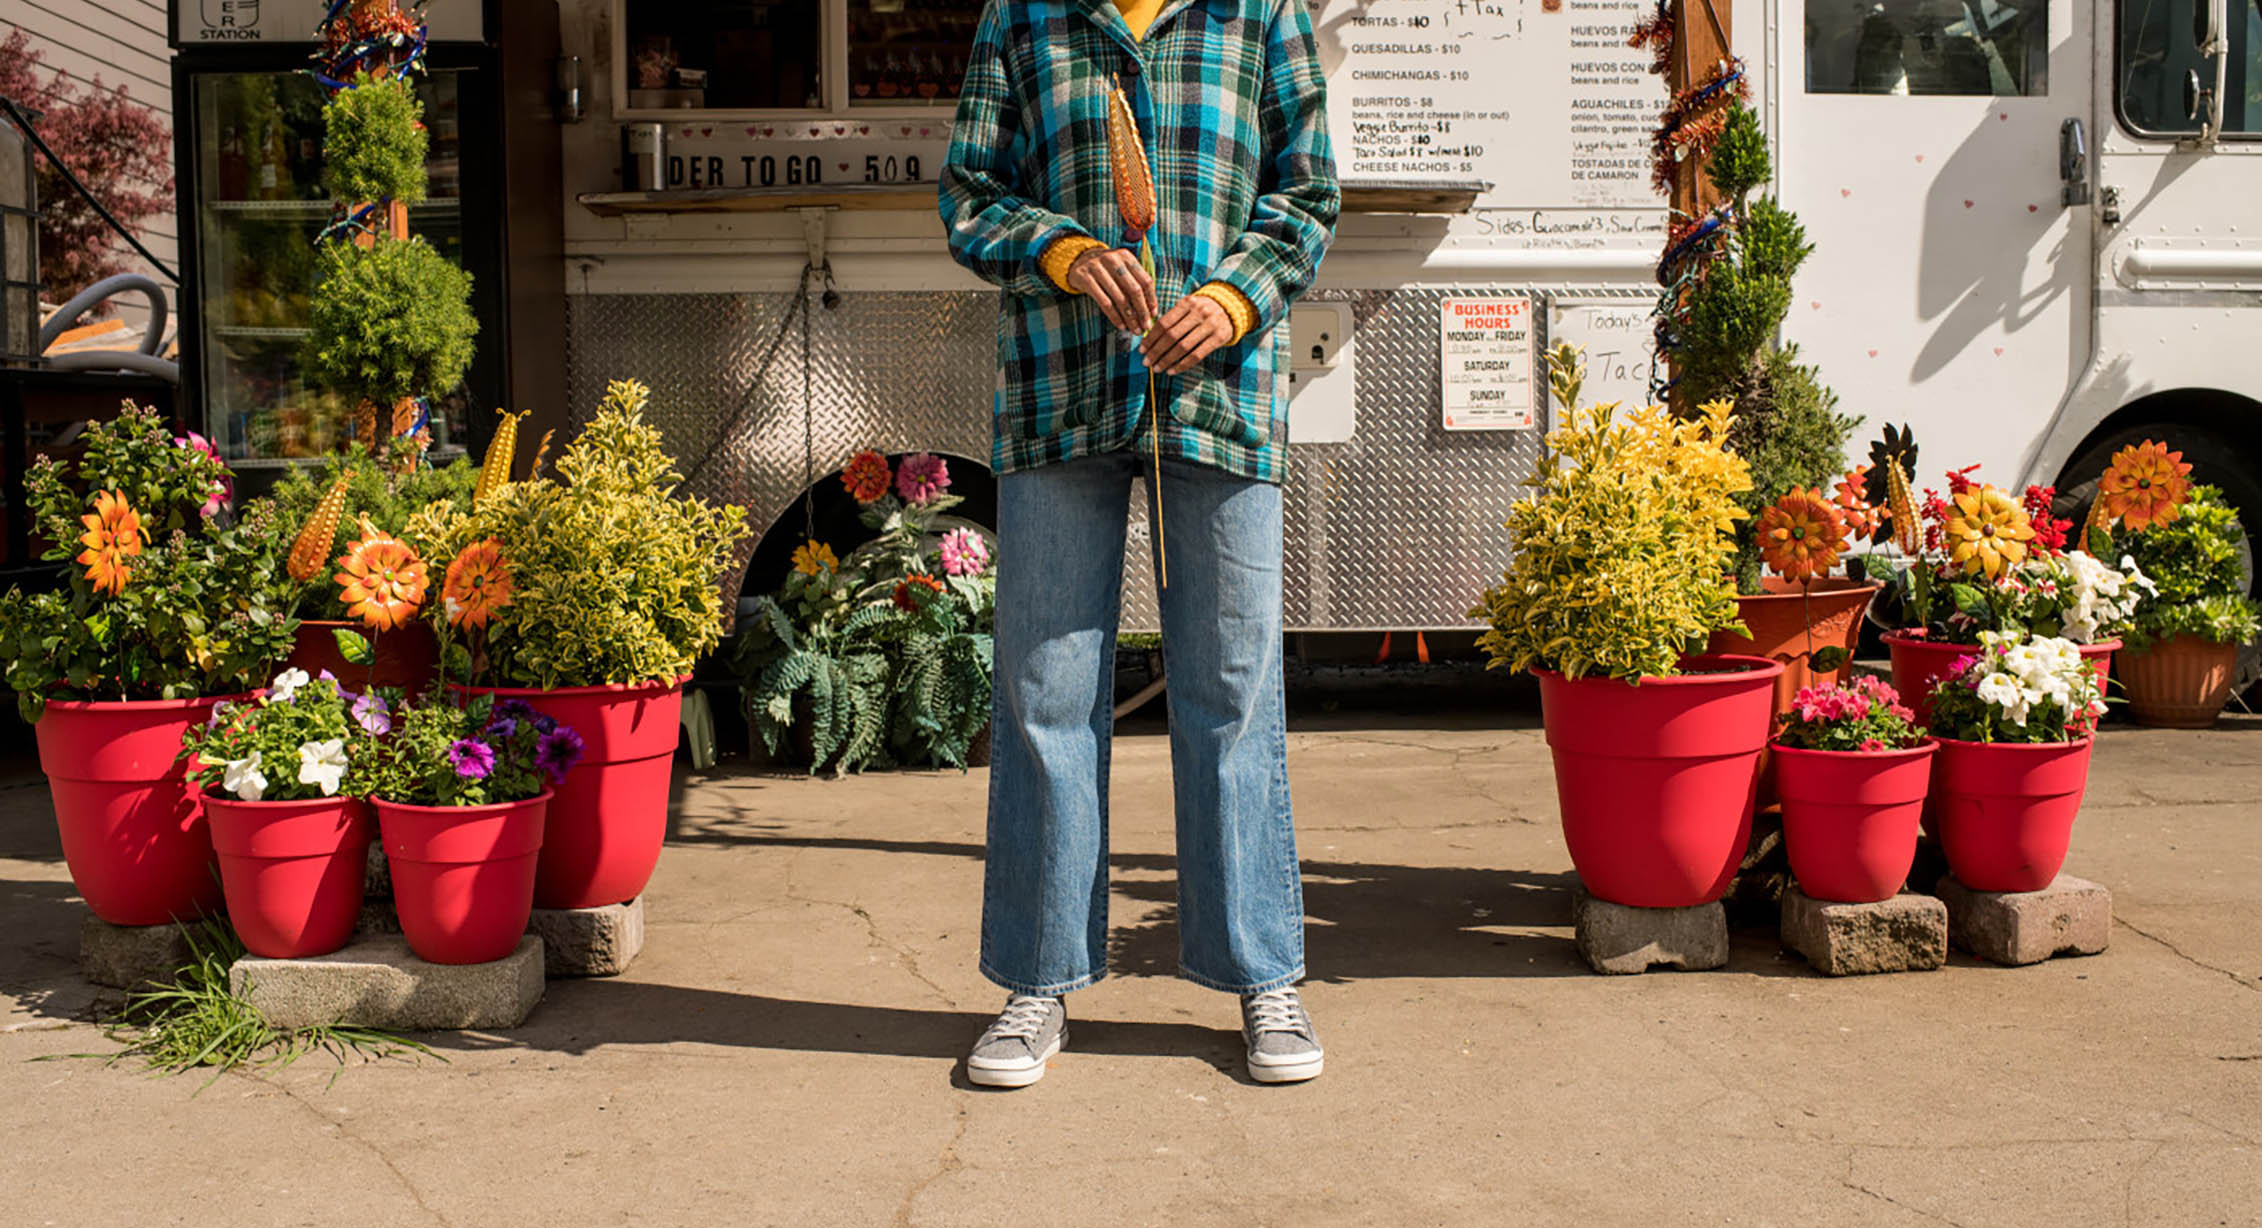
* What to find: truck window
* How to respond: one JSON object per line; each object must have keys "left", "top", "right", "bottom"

{"left": 1807, "top": 0, "right": 2049, "bottom": 95}
{"left": 625, "top": 0, "right": 825, "bottom": 110}
{"left": 2119, "top": 0, "right": 2262, "bottom": 136}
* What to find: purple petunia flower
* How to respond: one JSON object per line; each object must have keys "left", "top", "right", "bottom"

{"left": 487, "top": 716, "right": 518, "bottom": 741}
{"left": 492, "top": 698, "right": 538, "bottom": 726}
{"left": 447, "top": 739, "right": 496, "bottom": 780}
{"left": 351, "top": 692, "right": 391, "bottom": 736}
{"left": 535, "top": 726, "right": 585, "bottom": 784}
{"left": 533, "top": 713, "right": 558, "bottom": 735}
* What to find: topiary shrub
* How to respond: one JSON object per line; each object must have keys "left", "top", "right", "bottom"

{"left": 320, "top": 71, "right": 428, "bottom": 206}
{"left": 302, "top": 237, "right": 476, "bottom": 410}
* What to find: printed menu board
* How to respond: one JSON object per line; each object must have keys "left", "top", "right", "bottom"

{"left": 1313, "top": 0, "right": 1665, "bottom": 234}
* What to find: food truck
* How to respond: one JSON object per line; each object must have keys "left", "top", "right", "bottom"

{"left": 174, "top": 1, "right": 2262, "bottom": 658}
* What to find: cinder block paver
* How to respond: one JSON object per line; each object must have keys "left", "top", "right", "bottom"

{"left": 1780, "top": 887, "right": 1947, "bottom": 976}
{"left": 80, "top": 915, "right": 198, "bottom": 990}
{"left": 230, "top": 936, "right": 545, "bottom": 1030}
{"left": 528, "top": 896, "right": 645, "bottom": 978}
{"left": 1936, "top": 873, "right": 2112, "bottom": 967}
{"left": 1571, "top": 887, "right": 1728, "bottom": 974}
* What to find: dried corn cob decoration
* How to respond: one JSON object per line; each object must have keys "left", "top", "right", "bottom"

{"left": 1884, "top": 458, "right": 1920, "bottom": 556}
{"left": 1106, "top": 76, "right": 1155, "bottom": 249}
{"left": 288, "top": 472, "right": 355, "bottom": 583}
{"left": 476, "top": 410, "right": 528, "bottom": 502}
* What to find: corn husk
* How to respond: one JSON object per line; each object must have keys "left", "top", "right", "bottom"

{"left": 288, "top": 473, "right": 355, "bottom": 583}
{"left": 1106, "top": 77, "right": 1155, "bottom": 244}
{"left": 1884, "top": 459, "right": 1920, "bottom": 556}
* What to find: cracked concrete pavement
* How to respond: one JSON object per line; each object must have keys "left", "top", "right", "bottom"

{"left": 1, "top": 701, "right": 2257, "bottom": 1227}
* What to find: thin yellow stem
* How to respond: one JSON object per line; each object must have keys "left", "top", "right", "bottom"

{"left": 1151, "top": 369, "right": 1167, "bottom": 590}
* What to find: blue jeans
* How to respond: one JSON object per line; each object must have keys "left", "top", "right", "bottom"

{"left": 980, "top": 451, "right": 1304, "bottom": 997}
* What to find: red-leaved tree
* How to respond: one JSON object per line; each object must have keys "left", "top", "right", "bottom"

{"left": 0, "top": 29, "right": 175, "bottom": 307}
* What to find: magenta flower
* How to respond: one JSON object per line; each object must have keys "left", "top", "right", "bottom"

{"left": 176, "top": 431, "right": 233, "bottom": 517}
{"left": 895, "top": 453, "right": 951, "bottom": 504}
{"left": 447, "top": 738, "right": 495, "bottom": 780}
{"left": 939, "top": 527, "right": 989, "bottom": 577}
{"left": 536, "top": 726, "right": 585, "bottom": 784}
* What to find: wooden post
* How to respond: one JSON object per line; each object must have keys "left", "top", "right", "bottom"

{"left": 1671, "top": 0, "right": 1734, "bottom": 223}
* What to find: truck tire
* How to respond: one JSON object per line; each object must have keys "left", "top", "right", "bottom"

{"left": 2054, "top": 423, "right": 2262, "bottom": 693}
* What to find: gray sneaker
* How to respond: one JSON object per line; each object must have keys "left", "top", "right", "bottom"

{"left": 966, "top": 995, "right": 1066, "bottom": 1088}
{"left": 1241, "top": 987, "right": 1323, "bottom": 1084}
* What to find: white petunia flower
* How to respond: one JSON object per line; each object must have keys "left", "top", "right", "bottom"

{"left": 268, "top": 668, "right": 311, "bottom": 703}
{"left": 297, "top": 739, "right": 348, "bottom": 796}
{"left": 223, "top": 753, "right": 268, "bottom": 802}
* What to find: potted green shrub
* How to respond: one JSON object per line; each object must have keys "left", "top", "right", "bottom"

{"left": 1924, "top": 631, "right": 2106, "bottom": 893}
{"left": 737, "top": 449, "right": 997, "bottom": 774}
{"left": 1769, "top": 676, "right": 1934, "bottom": 904}
{"left": 0, "top": 406, "right": 298, "bottom": 924}
{"left": 357, "top": 694, "right": 581, "bottom": 964}
{"left": 179, "top": 670, "right": 384, "bottom": 957}
{"left": 2100, "top": 471, "right": 2259, "bottom": 727}
{"left": 1661, "top": 103, "right": 1867, "bottom": 705}
{"left": 1472, "top": 346, "right": 1781, "bottom": 908}
{"left": 412, "top": 379, "right": 750, "bottom": 909}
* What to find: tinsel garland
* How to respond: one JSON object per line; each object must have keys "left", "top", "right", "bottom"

{"left": 312, "top": 0, "right": 429, "bottom": 92}
{"left": 1628, "top": 0, "right": 1675, "bottom": 77}
{"left": 1647, "top": 63, "right": 1747, "bottom": 195}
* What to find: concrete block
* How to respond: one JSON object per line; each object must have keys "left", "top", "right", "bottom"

{"left": 1779, "top": 888, "right": 1947, "bottom": 976}
{"left": 1937, "top": 874, "right": 2112, "bottom": 967}
{"left": 528, "top": 895, "right": 644, "bottom": 978}
{"left": 80, "top": 915, "right": 198, "bottom": 990}
{"left": 364, "top": 844, "right": 391, "bottom": 899}
{"left": 1571, "top": 888, "right": 1729, "bottom": 974}
{"left": 231, "top": 936, "right": 545, "bottom": 1031}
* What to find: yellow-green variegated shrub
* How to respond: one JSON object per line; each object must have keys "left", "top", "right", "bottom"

{"left": 1471, "top": 345, "right": 1751, "bottom": 683}
{"left": 414, "top": 380, "right": 752, "bottom": 689}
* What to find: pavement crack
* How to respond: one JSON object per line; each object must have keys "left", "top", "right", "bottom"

{"left": 255, "top": 1071, "right": 452, "bottom": 1227}
{"left": 1841, "top": 1150, "right": 1971, "bottom": 1227}
{"left": 893, "top": 1103, "right": 969, "bottom": 1227}
{"left": 2114, "top": 917, "right": 2257, "bottom": 992}
{"left": 783, "top": 845, "right": 960, "bottom": 1009}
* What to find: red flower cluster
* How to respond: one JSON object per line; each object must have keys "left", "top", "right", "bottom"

{"left": 2021, "top": 484, "right": 2072, "bottom": 554}
{"left": 1790, "top": 675, "right": 1914, "bottom": 727}
{"left": 1920, "top": 488, "right": 1949, "bottom": 553}
{"left": 892, "top": 573, "right": 946, "bottom": 611}
{"left": 841, "top": 450, "right": 892, "bottom": 504}
{"left": 1944, "top": 464, "right": 1983, "bottom": 496}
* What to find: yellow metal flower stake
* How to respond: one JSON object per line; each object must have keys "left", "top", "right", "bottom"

{"left": 1108, "top": 75, "right": 1167, "bottom": 588}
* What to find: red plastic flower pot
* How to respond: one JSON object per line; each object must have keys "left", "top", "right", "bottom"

{"left": 287, "top": 619, "right": 439, "bottom": 695}
{"left": 35, "top": 697, "right": 241, "bottom": 926}
{"left": 1535, "top": 654, "right": 1784, "bottom": 908}
{"left": 205, "top": 794, "right": 371, "bottom": 958}
{"left": 375, "top": 793, "right": 549, "bottom": 965}
{"left": 458, "top": 679, "right": 682, "bottom": 910}
{"left": 1708, "top": 578, "right": 1881, "bottom": 714}
{"left": 1887, "top": 631, "right": 2118, "bottom": 729}
{"left": 1929, "top": 736, "right": 2094, "bottom": 893}
{"left": 1772, "top": 741, "right": 1938, "bottom": 904}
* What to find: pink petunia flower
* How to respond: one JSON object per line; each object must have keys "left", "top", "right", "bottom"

{"left": 896, "top": 453, "right": 951, "bottom": 505}
{"left": 176, "top": 431, "right": 233, "bottom": 517}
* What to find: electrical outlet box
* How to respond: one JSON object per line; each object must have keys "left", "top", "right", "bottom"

{"left": 1291, "top": 304, "right": 1350, "bottom": 369}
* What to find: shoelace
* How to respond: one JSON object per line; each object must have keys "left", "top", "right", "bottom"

{"left": 983, "top": 994, "right": 1057, "bottom": 1042}
{"left": 1245, "top": 989, "right": 1308, "bottom": 1037}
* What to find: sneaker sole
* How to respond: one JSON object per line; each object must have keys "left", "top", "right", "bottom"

{"left": 967, "top": 1030, "right": 1065, "bottom": 1088}
{"left": 1247, "top": 1053, "right": 1323, "bottom": 1084}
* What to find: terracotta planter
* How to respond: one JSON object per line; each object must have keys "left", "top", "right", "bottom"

{"left": 1535, "top": 655, "right": 1784, "bottom": 908}
{"left": 205, "top": 794, "right": 371, "bottom": 958}
{"left": 375, "top": 793, "right": 550, "bottom": 964}
{"left": 1772, "top": 741, "right": 1937, "bottom": 903}
{"left": 35, "top": 696, "right": 240, "bottom": 926}
{"left": 1708, "top": 578, "right": 1881, "bottom": 714}
{"left": 2118, "top": 636, "right": 2238, "bottom": 729}
{"left": 1930, "top": 736, "right": 2093, "bottom": 893}
{"left": 457, "top": 679, "right": 682, "bottom": 909}
{"left": 287, "top": 620, "right": 440, "bottom": 696}
{"left": 1886, "top": 631, "right": 2118, "bottom": 728}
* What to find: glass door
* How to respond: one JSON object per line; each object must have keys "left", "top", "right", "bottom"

{"left": 191, "top": 69, "right": 471, "bottom": 466}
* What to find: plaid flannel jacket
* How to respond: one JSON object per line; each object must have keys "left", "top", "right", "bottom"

{"left": 939, "top": 0, "right": 1339, "bottom": 482}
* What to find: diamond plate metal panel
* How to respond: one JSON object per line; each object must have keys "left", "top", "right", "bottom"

{"left": 566, "top": 286, "right": 1580, "bottom": 630}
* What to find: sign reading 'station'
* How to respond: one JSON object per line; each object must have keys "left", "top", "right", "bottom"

{"left": 1314, "top": 0, "right": 1664, "bottom": 213}
{"left": 1440, "top": 297, "right": 1535, "bottom": 431}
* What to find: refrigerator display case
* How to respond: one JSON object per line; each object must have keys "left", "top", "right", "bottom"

{"left": 170, "top": 0, "right": 566, "bottom": 479}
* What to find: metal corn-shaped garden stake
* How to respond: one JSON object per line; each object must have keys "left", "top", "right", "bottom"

{"left": 1107, "top": 73, "right": 1171, "bottom": 585}
{"left": 476, "top": 410, "right": 527, "bottom": 503}
{"left": 288, "top": 472, "right": 355, "bottom": 584}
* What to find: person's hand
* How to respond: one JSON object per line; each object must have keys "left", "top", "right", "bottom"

{"left": 1140, "top": 294, "right": 1234, "bottom": 375}
{"left": 1067, "top": 247, "right": 1157, "bottom": 333}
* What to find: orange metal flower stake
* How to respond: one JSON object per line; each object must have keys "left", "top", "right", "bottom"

{"left": 1758, "top": 487, "right": 1852, "bottom": 673}
{"left": 1108, "top": 75, "right": 1167, "bottom": 588}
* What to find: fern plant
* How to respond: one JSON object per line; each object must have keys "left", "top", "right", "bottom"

{"left": 735, "top": 577, "right": 893, "bottom": 776}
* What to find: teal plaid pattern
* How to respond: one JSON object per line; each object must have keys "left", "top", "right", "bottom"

{"left": 939, "top": 0, "right": 1339, "bottom": 482}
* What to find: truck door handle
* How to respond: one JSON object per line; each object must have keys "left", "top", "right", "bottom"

{"left": 2060, "top": 118, "right": 2092, "bottom": 207}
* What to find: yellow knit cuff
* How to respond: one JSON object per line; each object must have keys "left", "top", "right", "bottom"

{"left": 1192, "top": 282, "right": 1258, "bottom": 345}
{"left": 1040, "top": 235, "right": 1108, "bottom": 293}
